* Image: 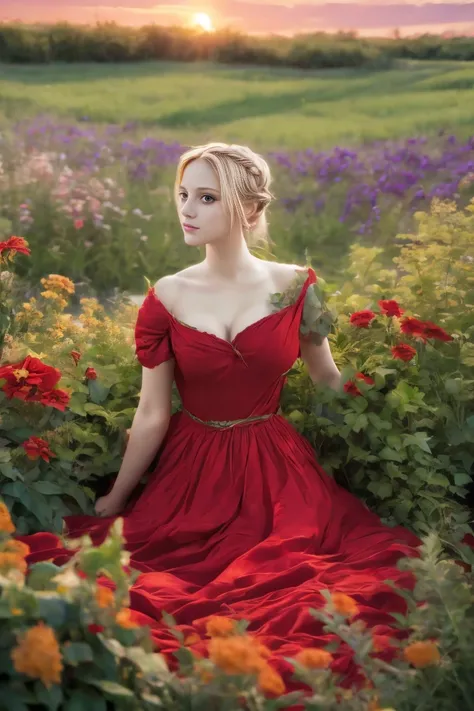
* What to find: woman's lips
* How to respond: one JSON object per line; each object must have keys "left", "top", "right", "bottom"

{"left": 183, "top": 224, "right": 199, "bottom": 232}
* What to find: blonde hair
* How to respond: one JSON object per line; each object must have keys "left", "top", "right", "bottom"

{"left": 174, "top": 142, "right": 274, "bottom": 244}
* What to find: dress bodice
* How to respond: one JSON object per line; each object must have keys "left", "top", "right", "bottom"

{"left": 134, "top": 268, "right": 317, "bottom": 421}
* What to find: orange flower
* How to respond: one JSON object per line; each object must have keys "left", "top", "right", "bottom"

{"left": 209, "top": 635, "right": 267, "bottom": 675}
{"left": 0, "top": 541, "right": 30, "bottom": 575}
{"left": 70, "top": 350, "right": 81, "bottom": 366}
{"left": 404, "top": 641, "right": 441, "bottom": 668}
{"left": 206, "top": 616, "right": 236, "bottom": 638}
{"left": 184, "top": 632, "right": 201, "bottom": 646}
{"left": 0, "top": 501, "right": 15, "bottom": 534}
{"left": 258, "top": 664, "right": 286, "bottom": 695}
{"left": 115, "top": 608, "right": 138, "bottom": 629}
{"left": 331, "top": 592, "right": 359, "bottom": 617}
{"left": 295, "top": 648, "right": 333, "bottom": 669}
{"left": 11, "top": 622, "right": 63, "bottom": 688}
{"left": 95, "top": 585, "right": 114, "bottom": 608}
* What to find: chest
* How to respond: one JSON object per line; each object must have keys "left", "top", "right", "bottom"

{"left": 172, "top": 283, "right": 278, "bottom": 343}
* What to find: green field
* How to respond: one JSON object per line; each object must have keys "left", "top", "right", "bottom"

{"left": 1, "top": 60, "right": 474, "bottom": 149}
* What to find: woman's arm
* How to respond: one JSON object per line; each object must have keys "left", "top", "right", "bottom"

{"left": 95, "top": 359, "right": 174, "bottom": 516}
{"left": 300, "top": 335, "right": 342, "bottom": 392}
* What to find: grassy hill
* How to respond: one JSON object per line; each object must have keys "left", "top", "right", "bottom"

{"left": 1, "top": 60, "right": 474, "bottom": 150}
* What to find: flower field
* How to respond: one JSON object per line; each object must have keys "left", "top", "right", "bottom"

{"left": 0, "top": 60, "right": 474, "bottom": 708}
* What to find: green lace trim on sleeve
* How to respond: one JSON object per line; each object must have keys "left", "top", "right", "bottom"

{"left": 300, "top": 280, "right": 337, "bottom": 341}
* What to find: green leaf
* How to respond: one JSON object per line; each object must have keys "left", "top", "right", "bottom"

{"left": 454, "top": 472, "right": 472, "bottom": 486}
{"left": 27, "top": 562, "right": 62, "bottom": 591}
{"left": 63, "top": 642, "right": 94, "bottom": 666}
{"left": 32, "top": 481, "right": 64, "bottom": 495}
{"left": 34, "top": 682, "right": 63, "bottom": 711}
{"left": 89, "top": 680, "right": 134, "bottom": 698}
{"left": 88, "top": 380, "right": 111, "bottom": 404}
{"left": 379, "top": 447, "right": 403, "bottom": 463}
{"left": 64, "top": 690, "right": 107, "bottom": 711}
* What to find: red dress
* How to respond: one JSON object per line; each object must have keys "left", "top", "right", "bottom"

{"left": 20, "top": 267, "right": 420, "bottom": 691}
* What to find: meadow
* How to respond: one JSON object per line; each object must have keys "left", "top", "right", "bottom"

{"left": 1, "top": 60, "right": 474, "bottom": 150}
{"left": 0, "top": 59, "right": 473, "bottom": 710}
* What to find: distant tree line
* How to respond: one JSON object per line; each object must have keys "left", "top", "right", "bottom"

{"left": 0, "top": 22, "right": 474, "bottom": 68}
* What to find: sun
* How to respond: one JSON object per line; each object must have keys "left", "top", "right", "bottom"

{"left": 192, "top": 12, "right": 214, "bottom": 32}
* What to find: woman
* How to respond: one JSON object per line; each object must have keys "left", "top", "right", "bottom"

{"left": 23, "top": 142, "right": 420, "bottom": 688}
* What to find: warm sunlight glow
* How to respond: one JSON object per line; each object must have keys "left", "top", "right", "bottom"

{"left": 192, "top": 12, "right": 214, "bottom": 32}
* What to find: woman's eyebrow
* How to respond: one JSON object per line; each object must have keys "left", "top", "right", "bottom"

{"left": 179, "top": 185, "right": 219, "bottom": 192}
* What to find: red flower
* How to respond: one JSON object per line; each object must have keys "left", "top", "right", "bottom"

{"left": 70, "top": 350, "right": 81, "bottom": 366}
{"left": 421, "top": 321, "right": 453, "bottom": 343}
{"left": 0, "top": 236, "right": 31, "bottom": 259}
{"left": 400, "top": 317, "right": 453, "bottom": 343}
{"left": 85, "top": 367, "right": 97, "bottom": 380}
{"left": 391, "top": 343, "right": 417, "bottom": 362}
{"left": 21, "top": 436, "right": 56, "bottom": 463}
{"left": 87, "top": 624, "right": 104, "bottom": 635}
{"left": 400, "top": 317, "right": 427, "bottom": 341}
{"left": 349, "top": 310, "right": 376, "bottom": 328}
{"left": 74, "top": 219, "right": 84, "bottom": 230}
{"left": 40, "top": 389, "right": 71, "bottom": 411}
{"left": 344, "top": 372, "right": 375, "bottom": 397}
{"left": 0, "top": 356, "right": 61, "bottom": 401}
{"left": 378, "top": 299, "right": 404, "bottom": 318}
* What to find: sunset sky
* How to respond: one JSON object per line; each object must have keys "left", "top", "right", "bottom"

{"left": 1, "top": 1, "right": 474, "bottom": 37}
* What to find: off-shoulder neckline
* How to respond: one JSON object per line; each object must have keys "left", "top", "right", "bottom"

{"left": 144, "top": 267, "right": 316, "bottom": 348}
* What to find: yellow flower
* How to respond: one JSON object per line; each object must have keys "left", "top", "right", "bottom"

{"left": 205, "top": 616, "right": 236, "bottom": 638}
{"left": 10, "top": 607, "right": 23, "bottom": 616}
{"left": 404, "top": 641, "right": 441, "bottom": 668}
{"left": 209, "top": 635, "right": 267, "bottom": 675}
{"left": 115, "top": 608, "right": 138, "bottom": 629}
{"left": 0, "top": 501, "right": 15, "bottom": 533}
{"left": 330, "top": 592, "right": 359, "bottom": 617}
{"left": 295, "top": 648, "right": 333, "bottom": 669}
{"left": 258, "top": 663, "right": 286, "bottom": 695}
{"left": 11, "top": 622, "right": 63, "bottom": 688}
{"left": 95, "top": 585, "right": 115, "bottom": 608}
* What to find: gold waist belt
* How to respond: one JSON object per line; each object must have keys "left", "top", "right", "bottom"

{"left": 182, "top": 408, "right": 280, "bottom": 430}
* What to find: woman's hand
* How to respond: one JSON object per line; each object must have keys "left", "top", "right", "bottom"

{"left": 95, "top": 491, "right": 126, "bottom": 518}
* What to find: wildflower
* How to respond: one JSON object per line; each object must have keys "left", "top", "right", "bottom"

{"left": 344, "top": 372, "right": 375, "bottom": 397}
{"left": 40, "top": 275, "right": 75, "bottom": 295}
{"left": 11, "top": 622, "right": 63, "bottom": 688}
{"left": 95, "top": 585, "right": 115, "bottom": 608}
{"left": 400, "top": 317, "right": 428, "bottom": 340}
{"left": 0, "top": 501, "right": 15, "bottom": 534}
{"left": 116, "top": 608, "right": 138, "bottom": 629}
{"left": 184, "top": 633, "right": 201, "bottom": 646}
{"left": 209, "top": 635, "right": 267, "bottom": 675}
{"left": 330, "top": 592, "right": 359, "bottom": 617}
{"left": 349, "top": 310, "right": 376, "bottom": 328}
{"left": 391, "top": 343, "right": 417, "bottom": 362}
{"left": 206, "top": 616, "right": 236, "bottom": 638}
{"left": 0, "top": 236, "right": 30, "bottom": 263}
{"left": 74, "top": 219, "right": 84, "bottom": 229}
{"left": 85, "top": 367, "right": 97, "bottom": 380}
{"left": 404, "top": 640, "right": 441, "bottom": 668}
{"left": 295, "top": 648, "right": 333, "bottom": 669}
{"left": 40, "top": 389, "right": 70, "bottom": 412}
{"left": 70, "top": 350, "right": 81, "bottom": 366}
{"left": 421, "top": 321, "right": 453, "bottom": 342}
{"left": 0, "top": 356, "right": 61, "bottom": 401}
{"left": 87, "top": 623, "right": 104, "bottom": 634}
{"left": 0, "top": 541, "right": 30, "bottom": 575}
{"left": 21, "top": 436, "right": 56, "bottom": 463}
{"left": 378, "top": 299, "right": 404, "bottom": 318}
{"left": 258, "top": 664, "right": 286, "bottom": 695}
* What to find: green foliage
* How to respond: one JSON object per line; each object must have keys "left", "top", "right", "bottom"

{"left": 282, "top": 198, "right": 474, "bottom": 543}
{"left": 1, "top": 503, "right": 473, "bottom": 710}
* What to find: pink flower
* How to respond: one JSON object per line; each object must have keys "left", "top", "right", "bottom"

{"left": 74, "top": 219, "right": 84, "bottom": 230}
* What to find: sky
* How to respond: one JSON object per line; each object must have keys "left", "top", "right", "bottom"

{"left": 1, "top": 1, "right": 474, "bottom": 37}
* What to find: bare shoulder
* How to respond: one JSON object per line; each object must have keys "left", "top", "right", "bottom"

{"left": 266, "top": 261, "right": 309, "bottom": 292}
{"left": 153, "top": 265, "right": 201, "bottom": 312}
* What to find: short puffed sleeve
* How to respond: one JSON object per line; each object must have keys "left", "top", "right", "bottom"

{"left": 134, "top": 288, "right": 173, "bottom": 368}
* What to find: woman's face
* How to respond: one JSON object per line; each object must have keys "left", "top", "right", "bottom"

{"left": 177, "top": 158, "right": 232, "bottom": 247}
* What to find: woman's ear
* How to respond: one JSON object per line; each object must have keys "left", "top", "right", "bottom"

{"left": 244, "top": 201, "right": 259, "bottom": 228}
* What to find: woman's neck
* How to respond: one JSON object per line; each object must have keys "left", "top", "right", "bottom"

{"left": 204, "top": 234, "right": 258, "bottom": 281}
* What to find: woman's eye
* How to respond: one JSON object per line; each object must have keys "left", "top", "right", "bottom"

{"left": 202, "top": 195, "right": 215, "bottom": 203}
